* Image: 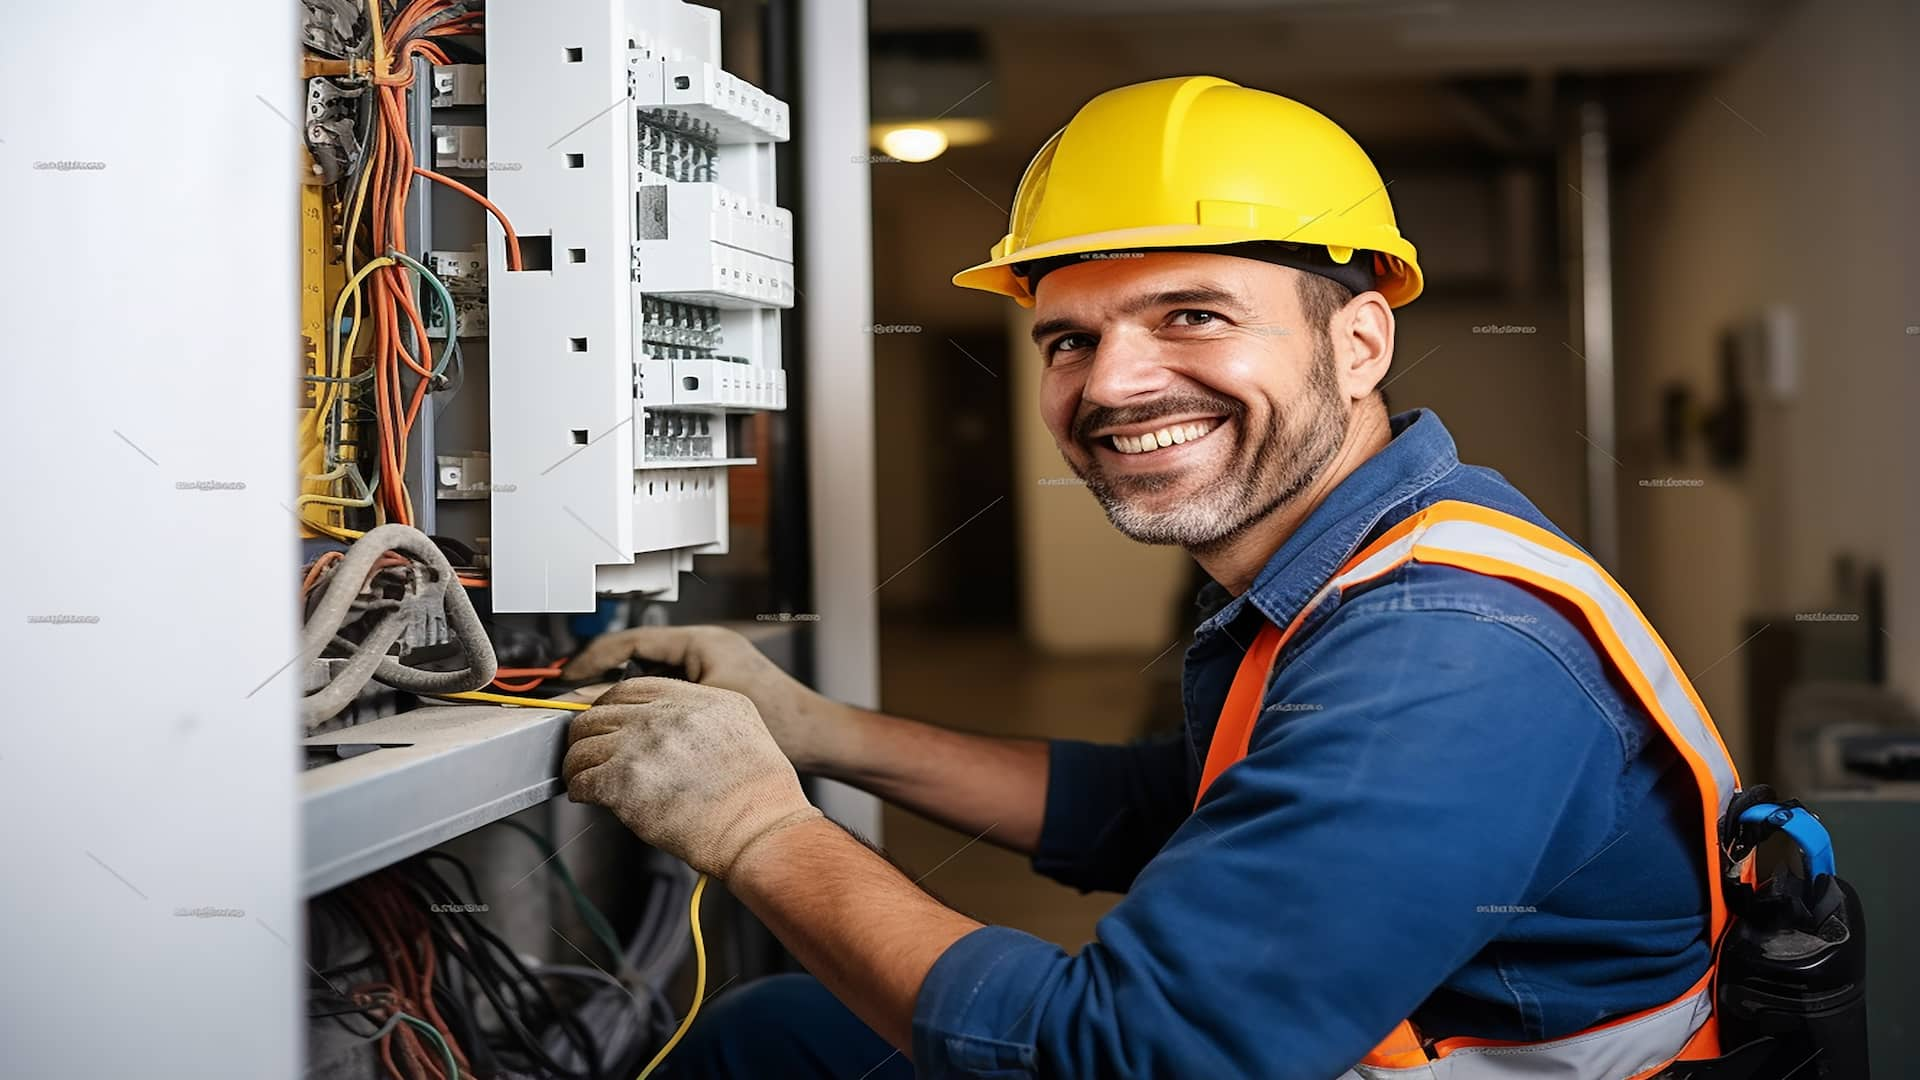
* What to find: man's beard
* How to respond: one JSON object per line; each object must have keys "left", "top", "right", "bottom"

{"left": 1066, "top": 335, "right": 1350, "bottom": 551}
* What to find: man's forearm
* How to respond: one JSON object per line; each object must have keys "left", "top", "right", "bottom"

{"left": 727, "top": 815, "right": 984, "bottom": 1054}
{"left": 812, "top": 705, "right": 1052, "bottom": 854}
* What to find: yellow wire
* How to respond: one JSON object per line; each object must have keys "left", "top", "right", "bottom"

{"left": 437, "top": 687, "right": 714, "bottom": 1078}
{"left": 306, "top": 520, "right": 366, "bottom": 542}
{"left": 297, "top": 443, "right": 363, "bottom": 539}
{"left": 300, "top": 144, "right": 379, "bottom": 539}
{"left": 367, "top": 0, "right": 391, "bottom": 78}
{"left": 314, "top": 256, "right": 395, "bottom": 442}
{"left": 639, "top": 874, "right": 709, "bottom": 1080}
{"left": 298, "top": 461, "right": 375, "bottom": 511}
{"left": 317, "top": 158, "right": 378, "bottom": 445}
{"left": 440, "top": 690, "right": 592, "bottom": 711}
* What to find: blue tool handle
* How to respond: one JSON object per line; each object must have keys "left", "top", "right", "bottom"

{"left": 1739, "top": 803, "right": 1837, "bottom": 879}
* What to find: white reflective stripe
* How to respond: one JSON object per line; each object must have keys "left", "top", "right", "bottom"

{"left": 1409, "top": 517, "right": 1736, "bottom": 811}
{"left": 1306, "top": 507, "right": 1729, "bottom": 1079}
{"left": 1312, "top": 512, "right": 1735, "bottom": 813}
{"left": 1334, "top": 983, "right": 1713, "bottom": 1080}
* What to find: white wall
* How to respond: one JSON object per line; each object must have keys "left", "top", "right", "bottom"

{"left": 1616, "top": 0, "right": 1920, "bottom": 763}
{"left": 0, "top": 5, "right": 303, "bottom": 1078}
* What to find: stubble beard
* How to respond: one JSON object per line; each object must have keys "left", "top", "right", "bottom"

{"left": 1067, "top": 334, "right": 1351, "bottom": 551}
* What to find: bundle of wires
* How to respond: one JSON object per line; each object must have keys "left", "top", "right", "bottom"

{"left": 314, "top": 868, "right": 474, "bottom": 1080}
{"left": 304, "top": 0, "right": 522, "bottom": 540}
{"left": 300, "top": 524, "right": 498, "bottom": 726}
{"left": 315, "top": 857, "right": 603, "bottom": 1080}
{"left": 510, "top": 834, "right": 702, "bottom": 1077}
{"left": 403, "top": 854, "right": 611, "bottom": 1079}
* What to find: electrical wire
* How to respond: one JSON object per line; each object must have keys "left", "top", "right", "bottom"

{"left": 315, "top": 255, "right": 395, "bottom": 447}
{"left": 410, "top": 166, "right": 525, "bottom": 269}
{"left": 491, "top": 661, "right": 568, "bottom": 693}
{"left": 312, "top": 0, "right": 515, "bottom": 533}
{"left": 405, "top": 854, "right": 605, "bottom": 1079}
{"left": 534, "top": 961, "right": 673, "bottom": 1029}
{"left": 637, "top": 874, "right": 709, "bottom": 1080}
{"left": 496, "top": 820, "right": 625, "bottom": 968}
{"left": 301, "top": 524, "right": 498, "bottom": 726}
{"left": 530, "top": 846, "right": 698, "bottom": 1077}
{"left": 396, "top": 1011, "right": 461, "bottom": 1080}
{"left": 337, "top": 869, "right": 473, "bottom": 1080}
{"left": 386, "top": 249, "right": 459, "bottom": 379}
{"left": 439, "top": 690, "right": 591, "bottom": 711}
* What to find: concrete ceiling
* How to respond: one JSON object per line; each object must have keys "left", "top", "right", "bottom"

{"left": 868, "top": 0, "right": 1793, "bottom": 168}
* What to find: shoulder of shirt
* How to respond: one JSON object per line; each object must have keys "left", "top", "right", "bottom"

{"left": 1286, "top": 463, "right": 1648, "bottom": 762}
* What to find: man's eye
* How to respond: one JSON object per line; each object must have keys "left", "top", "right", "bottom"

{"left": 1169, "top": 309, "right": 1220, "bottom": 327}
{"left": 1047, "top": 334, "right": 1093, "bottom": 359}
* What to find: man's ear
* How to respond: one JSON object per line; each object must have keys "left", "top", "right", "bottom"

{"left": 1336, "top": 291, "right": 1395, "bottom": 401}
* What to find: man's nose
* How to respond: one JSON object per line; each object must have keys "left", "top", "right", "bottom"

{"left": 1080, "top": 327, "right": 1174, "bottom": 406}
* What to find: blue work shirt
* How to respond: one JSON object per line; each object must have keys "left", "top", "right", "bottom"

{"left": 911, "top": 408, "right": 1713, "bottom": 1079}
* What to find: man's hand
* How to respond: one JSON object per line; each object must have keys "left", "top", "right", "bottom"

{"left": 561, "top": 625, "right": 858, "bottom": 773}
{"left": 563, "top": 677, "right": 823, "bottom": 880}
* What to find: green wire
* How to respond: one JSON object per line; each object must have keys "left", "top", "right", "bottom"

{"left": 394, "top": 1011, "right": 459, "bottom": 1079}
{"left": 497, "top": 820, "right": 627, "bottom": 967}
{"left": 385, "top": 248, "right": 459, "bottom": 379}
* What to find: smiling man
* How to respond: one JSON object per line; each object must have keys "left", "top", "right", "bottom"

{"left": 1026, "top": 251, "right": 1381, "bottom": 587}
{"left": 560, "top": 76, "right": 1745, "bottom": 1079}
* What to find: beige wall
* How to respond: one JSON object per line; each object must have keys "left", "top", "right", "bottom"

{"left": 1616, "top": 0, "right": 1920, "bottom": 764}
{"left": 1382, "top": 295, "right": 1586, "bottom": 539}
{"left": 869, "top": 162, "right": 1012, "bottom": 616}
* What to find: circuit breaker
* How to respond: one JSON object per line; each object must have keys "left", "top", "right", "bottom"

{"left": 484, "top": 0, "right": 792, "bottom": 612}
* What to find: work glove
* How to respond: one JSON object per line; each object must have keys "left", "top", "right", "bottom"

{"left": 561, "top": 625, "right": 858, "bottom": 773}
{"left": 563, "top": 677, "right": 823, "bottom": 881}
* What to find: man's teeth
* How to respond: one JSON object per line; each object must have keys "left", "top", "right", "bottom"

{"left": 1109, "top": 419, "right": 1219, "bottom": 455}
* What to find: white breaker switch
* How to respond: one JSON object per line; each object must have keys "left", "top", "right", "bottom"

{"left": 485, "top": 0, "right": 792, "bottom": 612}
{"left": 430, "top": 64, "right": 486, "bottom": 106}
{"left": 432, "top": 125, "right": 489, "bottom": 172}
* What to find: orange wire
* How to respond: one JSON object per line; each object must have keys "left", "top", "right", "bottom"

{"left": 412, "top": 167, "right": 524, "bottom": 269}
{"left": 490, "top": 661, "right": 568, "bottom": 693}
{"left": 333, "top": 0, "right": 507, "bottom": 533}
{"left": 370, "top": 279, "right": 407, "bottom": 525}
{"left": 302, "top": 551, "right": 346, "bottom": 595}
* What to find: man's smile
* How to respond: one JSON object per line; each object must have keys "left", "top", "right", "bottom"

{"left": 1089, "top": 416, "right": 1231, "bottom": 470}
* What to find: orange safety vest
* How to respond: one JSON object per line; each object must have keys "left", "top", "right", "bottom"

{"left": 1194, "top": 501, "right": 1743, "bottom": 1080}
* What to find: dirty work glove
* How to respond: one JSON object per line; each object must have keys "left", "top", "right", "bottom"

{"left": 563, "top": 677, "right": 823, "bottom": 880}
{"left": 561, "top": 625, "right": 858, "bottom": 774}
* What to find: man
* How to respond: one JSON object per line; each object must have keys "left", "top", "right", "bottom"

{"left": 560, "top": 76, "right": 1740, "bottom": 1078}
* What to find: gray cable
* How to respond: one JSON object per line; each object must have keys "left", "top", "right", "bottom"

{"left": 531, "top": 963, "right": 673, "bottom": 1073}
{"left": 301, "top": 523, "right": 497, "bottom": 726}
{"left": 534, "top": 850, "right": 695, "bottom": 1072}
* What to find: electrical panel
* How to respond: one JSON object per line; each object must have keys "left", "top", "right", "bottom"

{"left": 294, "top": 0, "right": 797, "bottom": 725}
{"left": 484, "top": 0, "right": 793, "bottom": 612}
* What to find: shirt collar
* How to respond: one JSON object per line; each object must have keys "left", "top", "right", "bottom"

{"left": 1193, "top": 407, "right": 1460, "bottom": 638}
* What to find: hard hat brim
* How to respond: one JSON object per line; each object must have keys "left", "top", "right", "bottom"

{"left": 952, "top": 223, "right": 1423, "bottom": 309}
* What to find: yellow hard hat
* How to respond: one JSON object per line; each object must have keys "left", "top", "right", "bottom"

{"left": 952, "top": 75, "right": 1423, "bottom": 308}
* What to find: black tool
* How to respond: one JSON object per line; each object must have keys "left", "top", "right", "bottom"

{"left": 1712, "top": 787, "right": 1871, "bottom": 1079}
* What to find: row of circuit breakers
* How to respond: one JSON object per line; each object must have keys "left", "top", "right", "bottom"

{"left": 431, "top": 0, "right": 793, "bottom": 612}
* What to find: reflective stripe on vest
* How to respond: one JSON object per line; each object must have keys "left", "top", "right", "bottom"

{"left": 1194, "top": 500, "right": 1740, "bottom": 1079}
